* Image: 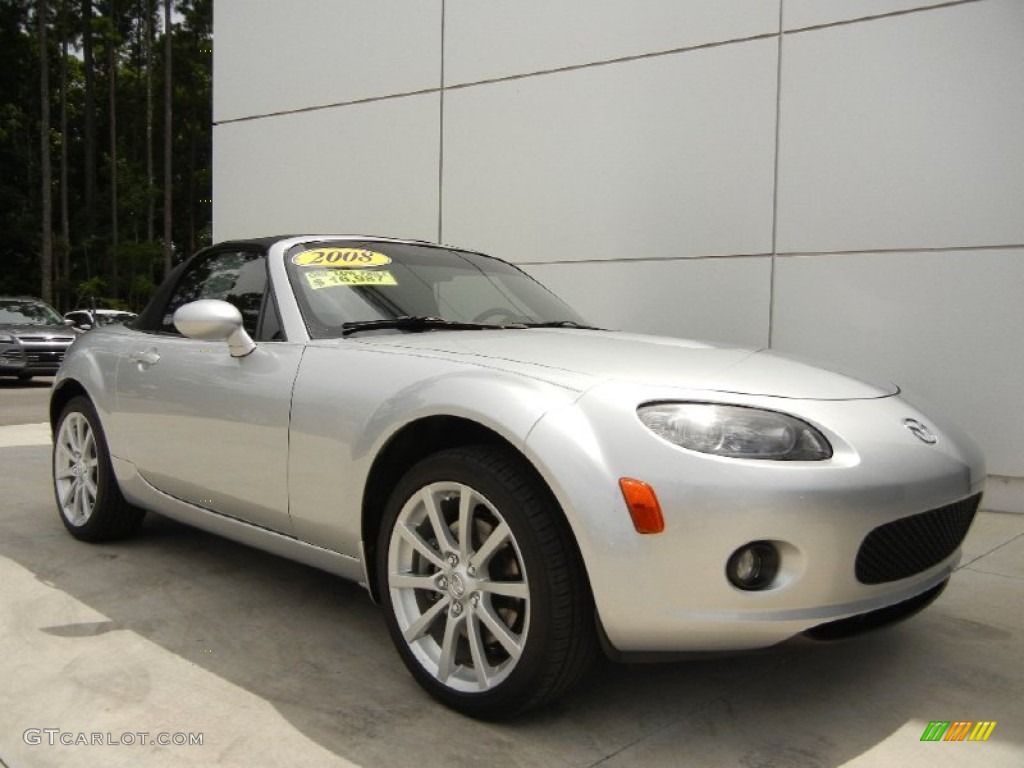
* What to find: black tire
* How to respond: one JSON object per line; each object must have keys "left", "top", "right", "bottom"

{"left": 52, "top": 396, "right": 145, "bottom": 541}
{"left": 377, "top": 445, "right": 597, "bottom": 719}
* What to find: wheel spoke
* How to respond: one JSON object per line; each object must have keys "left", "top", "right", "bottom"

{"left": 396, "top": 522, "right": 446, "bottom": 570}
{"left": 59, "top": 478, "right": 77, "bottom": 509}
{"left": 436, "top": 610, "right": 461, "bottom": 683}
{"left": 63, "top": 419, "right": 74, "bottom": 452}
{"left": 475, "top": 599, "right": 524, "bottom": 661}
{"left": 84, "top": 473, "right": 98, "bottom": 499}
{"left": 80, "top": 481, "right": 92, "bottom": 518}
{"left": 73, "top": 416, "right": 85, "bottom": 454}
{"left": 391, "top": 572, "right": 443, "bottom": 593}
{"left": 468, "top": 520, "right": 511, "bottom": 571}
{"left": 55, "top": 467, "right": 76, "bottom": 480}
{"left": 465, "top": 611, "right": 491, "bottom": 689}
{"left": 71, "top": 483, "right": 84, "bottom": 523}
{"left": 57, "top": 441, "right": 75, "bottom": 463}
{"left": 422, "top": 488, "right": 458, "bottom": 554}
{"left": 401, "top": 593, "right": 450, "bottom": 643}
{"left": 478, "top": 579, "right": 529, "bottom": 600}
{"left": 457, "top": 488, "right": 474, "bottom": 562}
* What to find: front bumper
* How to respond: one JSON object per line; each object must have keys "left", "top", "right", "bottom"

{"left": 0, "top": 340, "right": 71, "bottom": 375}
{"left": 525, "top": 383, "right": 986, "bottom": 654}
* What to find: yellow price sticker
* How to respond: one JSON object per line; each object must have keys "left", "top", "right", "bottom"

{"left": 292, "top": 248, "right": 392, "bottom": 268}
{"left": 304, "top": 270, "right": 397, "bottom": 290}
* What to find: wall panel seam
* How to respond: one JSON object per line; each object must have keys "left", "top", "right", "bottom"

{"left": 516, "top": 254, "right": 773, "bottom": 267}
{"left": 512, "top": 242, "right": 1024, "bottom": 267}
{"left": 776, "top": 243, "right": 1024, "bottom": 257}
{"left": 444, "top": 32, "right": 778, "bottom": 92}
{"left": 784, "top": 0, "right": 987, "bottom": 35}
{"left": 214, "top": 88, "right": 441, "bottom": 126}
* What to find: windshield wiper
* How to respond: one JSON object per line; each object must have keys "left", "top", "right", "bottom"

{"left": 342, "top": 316, "right": 507, "bottom": 337}
{"left": 521, "top": 320, "right": 604, "bottom": 330}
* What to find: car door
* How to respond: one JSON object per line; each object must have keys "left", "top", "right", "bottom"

{"left": 112, "top": 247, "right": 303, "bottom": 534}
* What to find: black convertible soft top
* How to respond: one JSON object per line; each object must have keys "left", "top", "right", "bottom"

{"left": 131, "top": 236, "right": 288, "bottom": 332}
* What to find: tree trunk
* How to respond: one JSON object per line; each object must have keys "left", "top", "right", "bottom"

{"left": 81, "top": 0, "right": 95, "bottom": 236}
{"left": 59, "top": 0, "right": 70, "bottom": 309}
{"left": 162, "top": 0, "right": 173, "bottom": 276}
{"left": 39, "top": 0, "right": 54, "bottom": 305}
{"left": 188, "top": 130, "right": 195, "bottom": 253}
{"left": 108, "top": 1, "right": 118, "bottom": 299}
{"left": 145, "top": 0, "right": 154, "bottom": 244}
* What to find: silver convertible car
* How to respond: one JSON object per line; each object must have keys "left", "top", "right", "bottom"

{"left": 50, "top": 235, "right": 985, "bottom": 718}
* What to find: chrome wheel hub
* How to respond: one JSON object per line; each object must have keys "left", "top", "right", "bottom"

{"left": 447, "top": 572, "right": 467, "bottom": 599}
{"left": 388, "top": 482, "right": 530, "bottom": 693}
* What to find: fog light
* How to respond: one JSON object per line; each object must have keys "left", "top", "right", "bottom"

{"left": 727, "top": 542, "right": 779, "bottom": 590}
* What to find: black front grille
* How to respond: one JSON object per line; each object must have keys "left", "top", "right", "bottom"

{"left": 26, "top": 351, "right": 65, "bottom": 363}
{"left": 855, "top": 494, "right": 981, "bottom": 584}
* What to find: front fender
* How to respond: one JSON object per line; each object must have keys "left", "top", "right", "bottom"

{"left": 286, "top": 343, "right": 585, "bottom": 556}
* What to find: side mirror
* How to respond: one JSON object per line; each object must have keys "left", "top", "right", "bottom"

{"left": 173, "top": 299, "right": 257, "bottom": 358}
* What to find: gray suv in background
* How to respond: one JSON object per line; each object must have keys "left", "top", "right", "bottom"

{"left": 0, "top": 297, "right": 76, "bottom": 380}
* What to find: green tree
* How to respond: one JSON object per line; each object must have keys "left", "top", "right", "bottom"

{"left": 0, "top": 0, "right": 211, "bottom": 310}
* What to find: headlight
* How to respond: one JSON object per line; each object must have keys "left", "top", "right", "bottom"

{"left": 637, "top": 403, "right": 832, "bottom": 461}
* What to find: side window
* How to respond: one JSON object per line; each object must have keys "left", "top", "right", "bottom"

{"left": 160, "top": 250, "right": 267, "bottom": 335}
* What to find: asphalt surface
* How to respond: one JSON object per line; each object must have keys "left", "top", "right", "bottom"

{"left": 0, "top": 381, "right": 1021, "bottom": 767}
{"left": 0, "top": 377, "right": 53, "bottom": 426}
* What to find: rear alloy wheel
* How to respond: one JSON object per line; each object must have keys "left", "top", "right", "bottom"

{"left": 53, "top": 396, "right": 145, "bottom": 541}
{"left": 378, "top": 446, "right": 596, "bottom": 719}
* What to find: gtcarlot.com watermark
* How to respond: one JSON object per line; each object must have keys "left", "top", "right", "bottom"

{"left": 23, "top": 728, "right": 203, "bottom": 747}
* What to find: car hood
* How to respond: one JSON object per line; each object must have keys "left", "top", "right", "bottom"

{"left": 354, "top": 329, "right": 896, "bottom": 400}
{"left": 0, "top": 324, "right": 75, "bottom": 338}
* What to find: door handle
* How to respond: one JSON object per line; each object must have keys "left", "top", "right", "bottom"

{"left": 129, "top": 348, "right": 161, "bottom": 366}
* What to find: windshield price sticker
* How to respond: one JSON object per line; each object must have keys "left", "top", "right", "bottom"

{"left": 304, "top": 270, "right": 397, "bottom": 290}
{"left": 292, "top": 248, "right": 392, "bottom": 268}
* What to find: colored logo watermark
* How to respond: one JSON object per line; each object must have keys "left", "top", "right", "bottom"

{"left": 920, "top": 721, "right": 996, "bottom": 742}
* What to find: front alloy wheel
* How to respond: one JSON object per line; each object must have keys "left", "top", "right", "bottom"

{"left": 378, "top": 446, "right": 596, "bottom": 719}
{"left": 389, "top": 480, "right": 530, "bottom": 693}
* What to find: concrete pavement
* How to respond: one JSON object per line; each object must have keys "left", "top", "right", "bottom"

{"left": 0, "top": 412, "right": 1021, "bottom": 767}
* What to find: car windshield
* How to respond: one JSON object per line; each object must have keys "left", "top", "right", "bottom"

{"left": 0, "top": 299, "right": 63, "bottom": 325}
{"left": 285, "top": 241, "right": 589, "bottom": 339}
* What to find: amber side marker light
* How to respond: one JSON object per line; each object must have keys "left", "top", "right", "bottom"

{"left": 619, "top": 478, "right": 665, "bottom": 534}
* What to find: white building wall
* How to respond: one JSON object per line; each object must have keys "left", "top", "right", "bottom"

{"left": 213, "top": 0, "right": 1024, "bottom": 511}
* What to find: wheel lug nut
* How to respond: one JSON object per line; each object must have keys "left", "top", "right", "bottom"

{"left": 471, "top": 593, "right": 479, "bottom": 605}
{"left": 437, "top": 576, "right": 448, "bottom": 589}
{"left": 450, "top": 602, "right": 463, "bottom": 616}
{"left": 467, "top": 566, "right": 476, "bottom": 576}
{"left": 447, "top": 554, "right": 458, "bottom": 567}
